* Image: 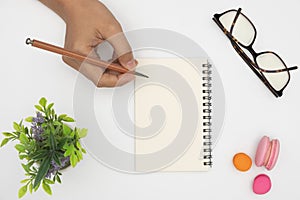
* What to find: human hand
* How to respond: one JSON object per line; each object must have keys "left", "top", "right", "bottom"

{"left": 40, "top": 0, "right": 137, "bottom": 87}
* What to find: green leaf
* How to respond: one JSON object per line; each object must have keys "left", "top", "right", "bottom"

{"left": 34, "top": 181, "right": 41, "bottom": 192}
{"left": 21, "top": 163, "right": 30, "bottom": 173}
{"left": 39, "top": 97, "right": 47, "bottom": 107}
{"left": 29, "top": 183, "right": 33, "bottom": 194}
{"left": 15, "top": 144, "right": 26, "bottom": 153}
{"left": 55, "top": 124, "right": 61, "bottom": 134}
{"left": 44, "top": 179, "right": 54, "bottom": 185}
{"left": 78, "top": 128, "right": 88, "bottom": 138}
{"left": 0, "top": 138, "right": 10, "bottom": 147}
{"left": 24, "top": 127, "right": 29, "bottom": 135}
{"left": 19, "top": 154, "right": 27, "bottom": 160}
{"left": 33, "top": 155, "right": 52, "bottom": 189}
{"left": 81, "top": 148, "right": 86, "bottom": 154}
{"left": 19, "top": 133, "right": 29, "bottom": 144}
{"left": 76, "top": 141, "right": 82, "bottom": 149}
{"left": 76, "top": 149, "right": 83, "bottom": 161}
{"left": 2, "top": 132, "right": 13, "bottom": 137}
{"left": 64, "top": 144, "right": 74, "bottom": 157}
{"left": 58, "top": 114, "right": 67, "bottom": 121}
{"left": 51, "top": 109, "right": 55, "bottom": 118}
{"left": 62, "top": 116, "right": 75, "bottom": 122}
{"left": 50, "top": 124, "right": 56, "bottom": 133}
{"left": 32, "top": 167, "right": 38, "bottom": 172}
{"left": 30, "top": 150, "right": 49, "bottom": 160}
{"left": 56, "top": 175, "right": 62, "bottom": 184}
{"left": 42, "top": 181, "right": 52, "bottom": 195}
{"left": 49, "top": 131, "right": 56, "bottom": 150}
{"left": 25, "top": 117, "right": 33, "bottom": 123}
{"left": 70, "top": 153, "right": 78, "bottom": 167}
{"left": 62, "top": 124, "right": 72, "bottom": 135}
{"left": 70, "top": 131, "right": 75, "bottom": 138}
{"left": 18, "top": 185, "right": 27, "bottom": 198}
{"left": 27, "top": 140, "right": 35, "bottom": 152}
{"left": 47, "top": 103, "right": 54, "bottom": 110}
{"left": 20, "top": 179, "right": 30, "bottom": 184}
{"left": 13, "top": 122, "right": 20, "bottom": 131}
{"left": 35, "top": 105, "right": 43, "bottom": 112}
{"left": 52, "top": 121, "right": 61, "bottom": 126}
{"left": 28, "top": 160, "right": 35, "bottom": 167}
{"left": 57, "top": 138, "right": 67, "bottom": 149}
{"left": 63, "top": 143, "right": 69, "bottom": 150}
{"left": 53, "top": 153, "right": 62, "bottom": 166}
{"left": 64, "top": 149, "right": 72, "bottom": 157}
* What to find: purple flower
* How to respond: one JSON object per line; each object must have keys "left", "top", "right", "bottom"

{"left": 32, "top": 112, "right": 44, "bottom": 124}
{"left": 61, "top": 157, "right": 70, "bottom": 166}
{"left": 51, "top": 160, "right": 60, "bottom": 171}
{"left": 45, "top": 157, "right": 70, "bottom": 178}
{"left": 31, "top": 124, "right": 44, "bottom": 142}
{"left": 31, "top": 113, "right": 45, "bottom": 142}
{"left": 45, "top": 167, "right": 56, "bottom": 179}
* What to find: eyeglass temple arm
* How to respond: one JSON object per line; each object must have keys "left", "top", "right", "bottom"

{"left": 287, "top": 66, "right": 298, "bottom": 71}
{"left": 263, "top": 66, "right": 298, "bottom": 73}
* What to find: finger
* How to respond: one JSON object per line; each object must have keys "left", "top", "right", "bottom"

{"left": 63, "top": 53, "right": 135, "bottom": 88}
{"left": 62, "top": 49, "right": 106, "bottom": 86}
{"left": 117, "top": 73, "right": 135, "bottom": 86}
{"left": 102, "top": 26, "right": 137, "bottom": 69}
{"left": 118, "top": 52, "right": 136, "bottom": 70}
{"left": 113, "top": 51, "right": 137, "bottom": 70}
{"left": 97, "top": 71, "right": 135, "bottom": 87}
{"left": 112, "top": 51, "right": 139, "bottom": 68}
{"left": 62, "top": 56, "right": 81, "bottom": 71}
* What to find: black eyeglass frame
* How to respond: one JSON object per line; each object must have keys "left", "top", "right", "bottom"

{"left": 213, "top": 8, "right": 298, "bottom": 97}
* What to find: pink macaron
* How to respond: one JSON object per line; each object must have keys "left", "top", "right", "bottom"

{"left": 255, "top": 136, "right": 280, "bottom": 170}
{"left": 253, "top": 174, "right": 272, "bottom": 195}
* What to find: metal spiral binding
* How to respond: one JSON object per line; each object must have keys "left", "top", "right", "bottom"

{"left": 202, "top": 61, "right": 212, "bottom": 167}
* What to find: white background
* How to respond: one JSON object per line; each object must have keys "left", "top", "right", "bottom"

{"left": 1, "top": 0, "right": 300, "bottom": 199}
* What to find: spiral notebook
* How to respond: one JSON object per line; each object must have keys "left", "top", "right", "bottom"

{"left": 134, "top": 58, "right": 212, "bottom": 172}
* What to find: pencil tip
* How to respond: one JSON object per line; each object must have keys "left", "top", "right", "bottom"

{"left": 134, "top": 71, "right": 149, "bottom": 78}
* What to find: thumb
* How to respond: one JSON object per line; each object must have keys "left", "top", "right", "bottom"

{"left": 105, "top": 32, "right": 137, "bottom": 70}
{"left": 117, "top": 52, "right": 137, "bottom": 70}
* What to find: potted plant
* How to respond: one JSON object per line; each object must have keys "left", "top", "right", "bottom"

{"left": 0, "top": 97, "right": 88, "bottom": 198}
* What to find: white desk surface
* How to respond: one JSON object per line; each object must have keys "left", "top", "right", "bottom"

{"left": 1, "top": 0, "right": 300, "bottom": 199}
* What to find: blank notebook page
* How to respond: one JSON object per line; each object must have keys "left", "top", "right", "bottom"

{"left": 134, "top": 58, "right": 209, "bottom": 172}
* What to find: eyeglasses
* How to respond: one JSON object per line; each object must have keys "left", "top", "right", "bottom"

{"left": 213, "top": 8, "right": 298, "bottom": 97}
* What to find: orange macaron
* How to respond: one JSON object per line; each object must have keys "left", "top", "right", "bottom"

{"left": 233, "top": 152, "right": 252, "bottom": 172}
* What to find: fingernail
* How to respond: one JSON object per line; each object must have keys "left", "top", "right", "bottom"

{"left": 126, "top": 59, "right": 137, "bottom": 69}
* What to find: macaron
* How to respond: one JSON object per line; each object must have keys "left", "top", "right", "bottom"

{"left": 233, "top": 152, "right": 252, "bottom": 172}
{"left": 255, "top": 136, "right": 280, "bottom": 170}
{"left": 253, "top": 174, "right": 272, "bottom": 195}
